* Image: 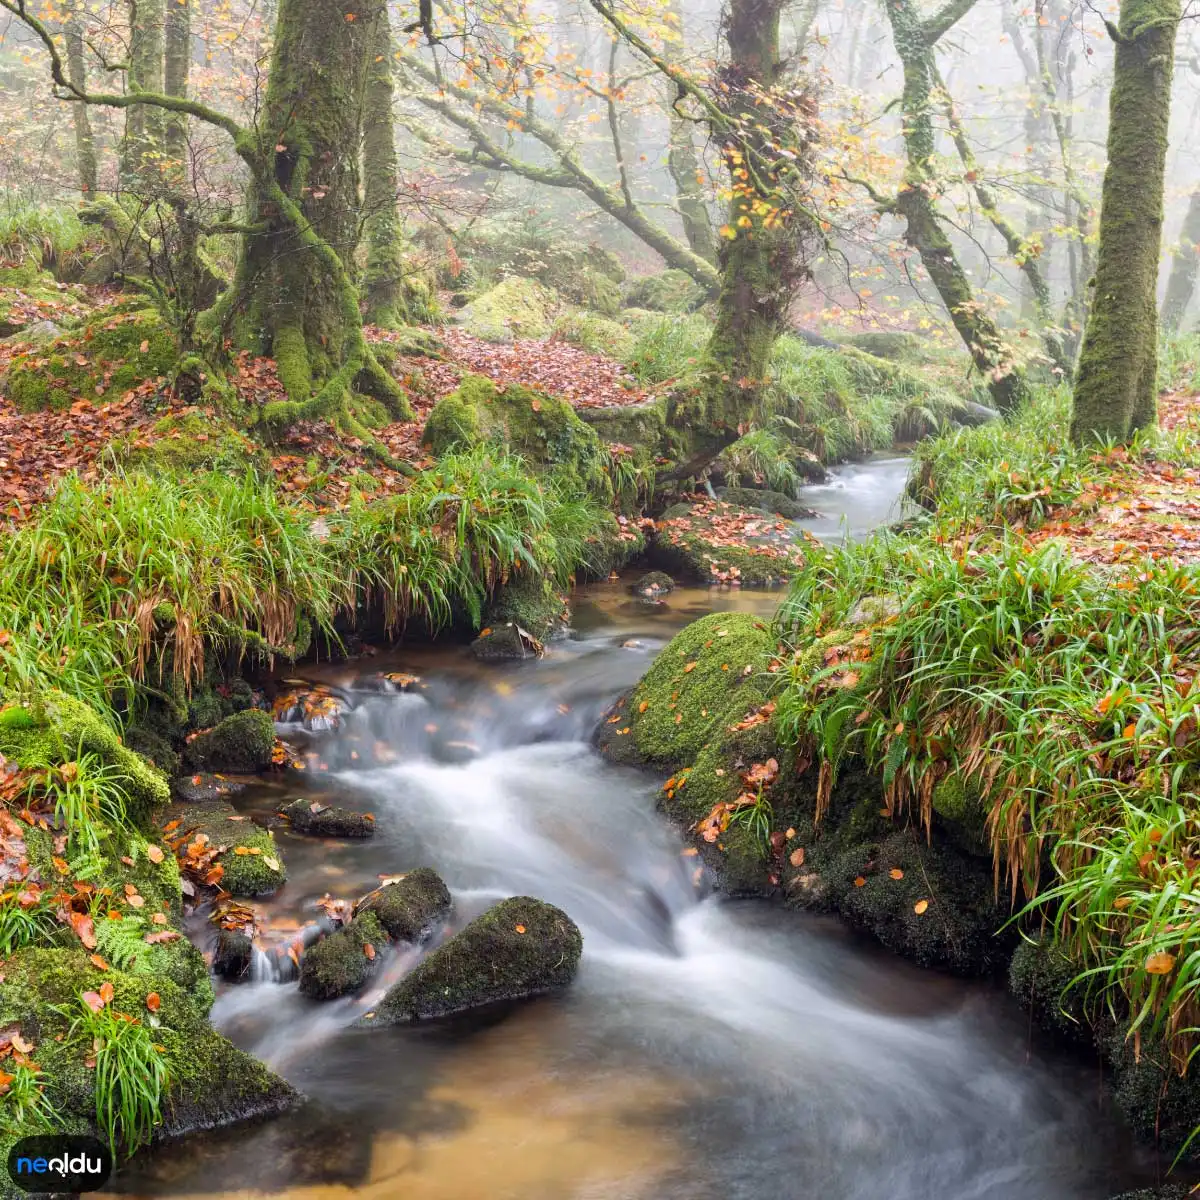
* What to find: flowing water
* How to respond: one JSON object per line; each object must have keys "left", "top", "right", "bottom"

{"left": 794, "top": 454, "right": 914, "bottom": 542}
{"left": 106, "top": 474, "right": 1158, "bottom": 1200}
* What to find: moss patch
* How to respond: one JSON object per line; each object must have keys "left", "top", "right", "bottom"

{"left": 281, "top": 798, "right": 375, "bottom": 838}
{"left": 110, "top": 411, "right": 257, "bottom": 475}
{"left": 163, "top": 798, "right": 284, "bottom": 897}
{"left": 364, "top": 896, "right": 581, "bottom": 1025}
{"left": 623, "top": 269, "right": 705, "bottom": 314}
{"left": 552, "top": 312, "right": 634, "bottom": 358}
{"left": 457, "top": 278, "right": 558, "bottom": 343}
{"left": 297, "top": 913, "right": 384, "bottom": 999}
{"left": 183, "top": 710, "right": 275, "bottom": 774}
{"left": 5, "top": 308, "right": 176, "bottom": 413}
{"left": 356, "top": 868, "right": 452, "bottom": 943}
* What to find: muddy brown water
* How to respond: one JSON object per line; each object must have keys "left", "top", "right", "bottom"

{"left": 104, "top": 465, "right": 1160, "bottom": 1198}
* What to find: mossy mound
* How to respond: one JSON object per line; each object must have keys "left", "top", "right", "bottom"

{"left": 623, "top": 269, "right": 706, "bottom": 314}
{"left": 0, "top": 945, "right": 294, "bottom": 1153}
{"left": 182, "top": 710, "right": 275, "bottom": 775}
{"left": 363, "top": 896, "right": 582, "bottom": 1025}
{"left": 715, "top": 487, "right": 818, "bottom": 521}
{"left": 163, "top": 798, "right": 285, "bottom": 897}
{"left": 840, "top": 331, "right": 926, "bottom": 362}
{"left": 456, "top": 278, "right": 558, "bottom": 343}
{"left": 595, "top": 612, "right": 775, "bottom": 769}
{"left": 630, "top": 571, "right": 675, "bottom": 599}
{"left": 4, "top": 307, "right": 177, "bottom": 412}
{"left": 576, "top": 396, "right": 673, "bottom": 459}
{"left": 297, "top": 913, "right": 385, "bottom": 1000}
{"left": 109, "top": 411, "right": 257, "bottom": 475}
{"left": 355, "top": 868, "right": 452, "bottom": 943}
{"left": 422, "top": 374, "right": 604, "bottom": 487}
{"left": 1008, "top": 937, "right": 1092, "bottom": 1045}
{"left": 1108, "top": 1030, "right": 1200, "bottom": 1163}
{"left": 480, "top": 576, "right": 570, "bottom": 645}
{"left": 281, "top": 798, "right": 376, "bottom": 838}
{"left": 0, "top": 693, "right": 169, "bottom": 824}
{"left": 552, "top": 312, "right": 634, "bottom": 358}
{"left": 651, "top": 501, "right": 809, "bottom": 587}
{"left": 0, "top": 264, "right": 83, "bottom": 338}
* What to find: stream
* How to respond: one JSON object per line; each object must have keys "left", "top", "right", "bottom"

{"left": 105, "top": 466, "right": 1156, "bottom": 1200}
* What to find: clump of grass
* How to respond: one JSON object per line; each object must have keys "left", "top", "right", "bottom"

{"left": 775, "top": 531, "right": 1200, "bottom": 1069}
{"left": 621, "top": 312, "right": 711, "bottom": 385}
{"left": 0, "top": 196, "right": 86, "bottom": 268}
{"left": 0, "top": 892, "right": 60, "bottom": 958}
{"left": 716, "top": 425, "right": 806, "bottom": 498}
{"left": 1159, "top": 329, "right": 1200, "bottom": 395}
{"left": 65, "top": 995, "right": 168, "bottom": 1157}
{"left": 0, "top": 1062, "right": 61, "bottom": 1134}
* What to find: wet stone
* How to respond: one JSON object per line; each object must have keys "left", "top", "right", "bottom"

{"left": 281, "top": 798, "right": 376, "bottom": 839}
{"left": 170, "top": 773, "right": 246, "bottom": 804}
{"left": 355, "top": 868, "right": 452, "bottom": 944}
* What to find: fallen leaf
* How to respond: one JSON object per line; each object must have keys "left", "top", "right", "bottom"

{"left": 145, "top": 992, "right": 161, "bottom": 1012}
{"left": 1146, "top": 952, "right": 1177, "bottom": 975}
{"left": 70, "top": 912, "right": 97, "bottom": 950}
{"left": 147, "top": 844, "right": 164, "bottom": 863}
{"left": 99, "top": 981, "right": 114, "bottom": 1004}
{"left": 514, "top": 924, "right": 527, "bottom": 934}
{"left": 81, "top": 991, "right": 104, "bottom": 1013}
{"left": 853, "top": 876, "right": 866, "bottom": 888}
{"left": 789, "top": 847, "right": 805, "bottom": 867}
{"left": 914, "top": 899, "right": 929, "bottom": 915}
{"left": 684, "top": 661, "right": 698, "bottom": 674}
{"left": 889, "top": 868, "right": 904, "bottom": 880}
{"left": 363, "top": 943, "right": 376, "bottom": 960}
{"left": 89, "top": 954, "right": 110, "bottom": 971}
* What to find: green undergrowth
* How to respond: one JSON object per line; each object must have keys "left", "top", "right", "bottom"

{"left": 772, "top": 517, "right": 1200, "bottom": 1141}
{"left": 0, "top": 448, "right": 612, "bottom": 722}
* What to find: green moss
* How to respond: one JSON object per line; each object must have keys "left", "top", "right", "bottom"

{"left": 840, "top": 331, "right": 925, "bottom": 361}
{"left": 182, "top": 710, "right": 275, "bottom": 774}
{"left": 0, "top": 266, "right": 81, "bottom": 338}
{"left": 623, "top": 269, "right": 705, "bottom": 314}
{"left": 716, "top": 487, "right": 815, "bottom": 520}
{"left": 356, "top": 867, "right": 452, "bottom": 943}
{"left": 597, "top": 612, "right": 774, "bottom": 768}
{"left": 281, "top": 798, "right": 375, "bottom": 838}
{"left": 576, "top": 396, "right": 673, "bottom": 459}
{"left": 297, "top": 913, "right": 385, "bottom": 999}
{"left": 1108, "top": 1027, "right": 1200, "bottom": 1161}
{"left": 482, "top": 576, "right": 570, "bottom": 642}
{"left": 421, "top": 374, "right": 605, "bottom": 487}
{"left": 364, "top": 896, "right": 582, "bottom": 1025}
{"left": 458, "top": 278, "right": 557, "bottom": 343}
{"left": 164, "top": 798, "right": 284, "bottom": 897}
{"left": 110, "top": 412, "right": 256, "bottom": 475}
{"left": 1008, "top": 937, "right": 1090, "bottom": 1044}
{"left": 0, "top": 693, "right": 169, "bottom": 825}
{"left": 6, "top": 308, "right": 176, "bottom": 413}
{"left": 122, "top": 726, "right": 181, "bottom": 778}
{"left": 552, "top": 312, "right": 634, "bottom": 358}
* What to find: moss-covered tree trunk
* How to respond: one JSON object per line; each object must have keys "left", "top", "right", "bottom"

{"left": 666, "top": 0, "right": 815, "bottom": 470}
{"left": 163, "top": 0, "right": 191, "bottom": 170}
{"left": 883, "top": 0, "right": 1028, "bottom": 413}
{"left": 1162, "top": 184, "right": 1200, "bottom": 334}
{"left": 1071, "top": 0, "right": 1181, "bottom": 444}
{"left": 361, "top": 3, "right": 409, "bottom": 328}
{"left": 64, "top": 4, "right": 97, "bottom": 195}
{"left": 226, "top": 0, "right": 411, "bottom": 427}
{"left": 121, "top": 0, "right": 167, "bottom": 191}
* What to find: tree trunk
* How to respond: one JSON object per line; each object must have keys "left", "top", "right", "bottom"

{"left": 64, "top": 5, "right": 97, "bottom": 195}
{"left": 668, "top": 0, "right": 816, "bottom": 469}
{"left": 163, "top": 0, "right": 191, "bottom": 170}
{"left": 361, "top": 4, "right": 411, "bottom": 328}
{"left": 1162, "top": 185, "right": 1200, "bottom": 334}
{"left": 883, "top": 0, "right": 1027, "bottom": 413}
{"left": 121, "top": 0, "right": 167, "bottom": 191}
{"left": 664, "top": 0, "right": 717, "bottom": 265}
{"left": 226, "top": 0, "right": 410, "bottom": 425}
{"left": 1072, "top": 0, "right": 1181, "bottom": 444}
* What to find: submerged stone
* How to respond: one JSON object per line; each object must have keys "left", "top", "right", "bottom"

{"left": 356, "top": 868, "right": 452, "bottom": 944}
{"left": 213, "top": 929, "right": 253, "bottom": 980}
{"left": 170, "top": 772, "right": 246, "bottom": 804}
{"left": 362, "top": 896, "right": 582, "bottom": 1025}
{"left": 281, "top": 798, "right": 376, "bottom": 839}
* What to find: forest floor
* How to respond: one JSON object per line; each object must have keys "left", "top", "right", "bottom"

{"left": 0, "top": 322, "right": 654, "bottom": 518}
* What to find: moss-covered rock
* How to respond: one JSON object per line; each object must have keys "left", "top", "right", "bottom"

{"left": 1108, "top": 1029, "right": 1200, "bottom": 1162}
{"left": 623, "top": 269, "right": 706, "bottom": 314}
{"left": 576, "top": 396, "right": 673, "bottom": 460}
{"left": 422, "top": 374, "right": 605, "bottom": 488}
{"left": 0, "top": 265, "right": 83, "bottom": 338}
{"left": 109, "top": 411, "right": 256, "bottom": 475}
{"left": 297, "top": 913, "right": 385, "bottom": 1000}
{"left": 163, "top": 798, "right": 285, "bottom": 897}
{"left": 212, "top": 929, "right": 253, "bottom": 980}
{"left": 183, "top": 710, "right": 275, "bottom": 774}
{"left": 479, "top": 575, "right": 570, "bottom": 645}
{"left": 0, "top": 946, "right": 294, "bottom": 1152}
{"left": 650, "top": 500, "right": 809, "bottom": 587}
{"left": 355, "top": 868, "right": 452, "bottom": 943}
{"left": 596, "top": 612, "right": 774, "bottom": 769}
{"left": 630, "top": 571, "right": 675, "bottom": 599}
{"left": 281, "top": 798, "right": 376, "bottom": 839}
{"left": 4, "top": 307, "right": 176, "bottom": 412}
{"left": 841, "top": 331, "right": 926, "bottom": 361}
{"left": 715, "top": 487, "right": 818, "bottom": 520}
{"left": 552, "top": 312, "right": 634, "bottom": 358}
{"left": 456, "top": 278, "right": 558, "bottom": 343}
{"left": 123, "top": 726, "right": 181, "bottom": 779}
{"left": 362, "top": 896, "right": 582, "bottom": 1025}
{"left": 0, "top": 693, "right": 169, "bottom": 825}
{"left": 470, "top": 623, "right": 545, "bottom": 662}
{"left": 1008, "top": 937, "right": 1092, "bottom": 1044}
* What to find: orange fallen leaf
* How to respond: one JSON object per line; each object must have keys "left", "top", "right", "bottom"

{"left": 789, "top": 847, "right": 805, "bottom": 868}
{"left": 514, "top": 924, "right": 527, "bottom": 934}
{"left": 1146, "top": 952, "right": 1177, "bottom": 975}
{"left": 363, "top": 943, "right": 376, "bottom": 960}
{"left": 81, "top": 991, "right": 105, "bottom": 1013}
{"left": 853, "top": 876, "right": 866, "bottom": 888}
{"left": 684, "top": 662, "right": 698, "bottom": 674}
{"left": 145, "top": 992, "right": 161, "bottom": 1012}
{"left": 913, "top": 899, "right": 929, "bottom": 915}
{"left": 147, "top": 844, "right": 164, "bottom": 863}
{"left": 889, "top": 868, "right": 904, "bottom": 880}
{"left": 89, "top": 954, "right": 110, "bottom": 971}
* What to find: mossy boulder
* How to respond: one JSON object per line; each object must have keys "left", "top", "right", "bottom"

{"left": 213, "top": 929, "right": 253, "bottom": 980}
{"left": 470, "top": 623, "right": 546, "bottom": 662}
{"left": 183, "top": 710, "right": 275, "bottom": 775}
{"left": 0, "top": 264, "right": 83, "bottom": 338}
{"left": 281, "top": 798, "right": 376, "bottom": 839}
{"left": 841, "top": 330, "right": 925, "bottom": 361}
{"left": 456, "top": 278, "right": 558, "bottom": 343}
{"left": 630, "top": 571, "right": 675, "bottom": 599}
{"left": 650, "top": 500, "right": 809, "bottom": 587}
{"left": 1108, "top": 1029, "right": 1200, "bottom": 1162}
{"left": 479, "top": 576, "right": 570, "bottom": 646}
{"left": 422, "top": 374, "right": 604, "bottom": 487}
{"left": 355, "top": 868, "right": 452, "bottom": 943}
{"left": 4, "top": 307, "right": 176, "bottom": 412}
{"left": 163, "top": 798, "right": 285, "bottom": 897}
{"left": 362, "top": 896, "right": 582, "bottom": 1025}
{"left": 552, "top": 312, "right": 634, "bottom": 358}
{"left": 297, "top": 913, "right": 385, "bottom": 1000}
{"left": 715, "top": 487, "right": 817, "bottom": 520}
{"left": 596, "top": 612, "right": 774, "bottom": 769}
{"left": 1008, "top": 937, "right": 1091, "bottom": 1045}
{"left": 122, "top": 725, "right": 181, "bottom": 779}
{"left": 624, "top": 269, "right": 706, "bottom": 314}
{"left": 0, "top": 947, "right": 295, "bottom": 1150}
{"left": 931, "top": 773, "right": 990, "bottom": 856}
{"left": 576, "top": 396, "right": 673, "bottom": 459}
{"left": 0, "top": 693, "right": 169, "bottom": 825}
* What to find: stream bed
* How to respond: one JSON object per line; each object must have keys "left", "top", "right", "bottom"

{"left": 103, "top": 578, "right": 1159, "bottom": 1200}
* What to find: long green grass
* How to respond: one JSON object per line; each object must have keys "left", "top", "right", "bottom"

{"left": 0, "top": 196, "right": 86, "bottom": 267}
